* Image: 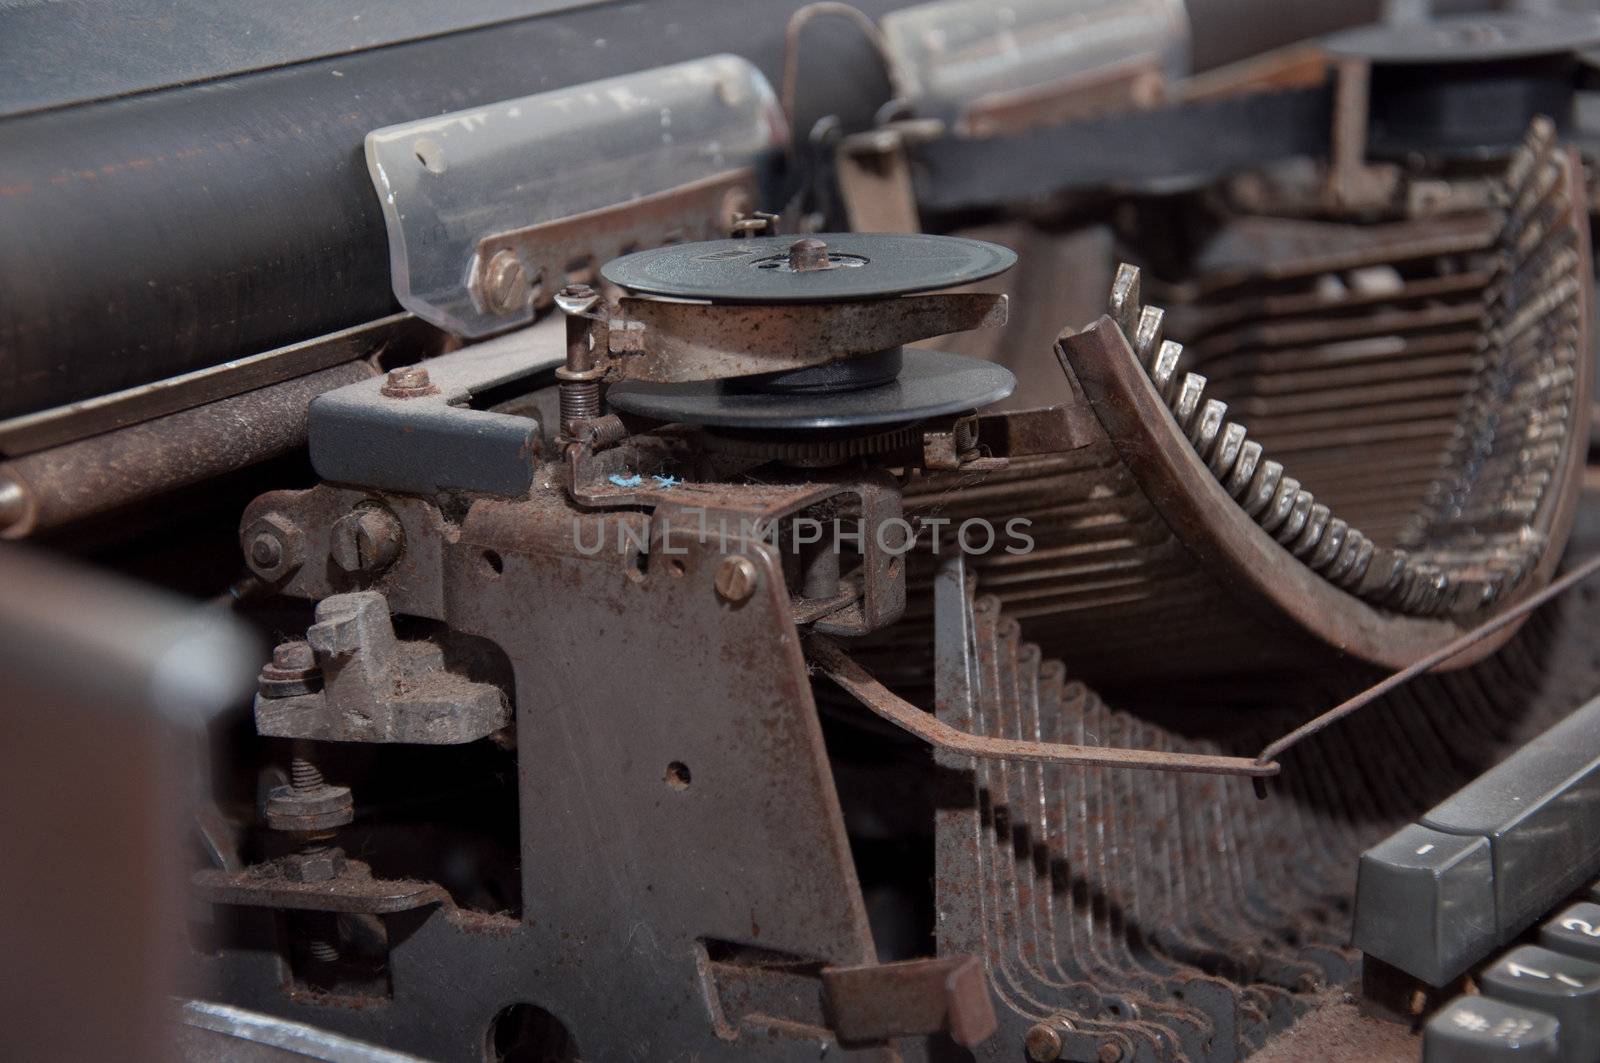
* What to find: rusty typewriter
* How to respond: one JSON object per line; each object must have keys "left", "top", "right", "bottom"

{"left": 8, "top": 2, "right": 1600, "bottom": 1062}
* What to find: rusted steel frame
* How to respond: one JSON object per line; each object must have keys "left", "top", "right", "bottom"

{"left": 474, "top": 168, "right": 756, "bottom": 311}
{"left": 808, "top": 634, "right": 1280, "bottom": 778}
{"left": 1256, "top": 552, "right": 1600, "bottom": 769}
{"left": 0, "top": 312, "right": 439, "bottom": 458}
{"left": 821, "top": 955, "right": 997, "bottom": 1047}
{"left": 1057, "top": 318, "right": 1491, "bottom": 670}
{"left": 1, "top": 360, "right": 377, "bottom": 539}
{"left": 610, "top": 292, "right": 1008, "bottom": 383}
{"left": 191, "top": 863, "right": 453, "bottom": 915}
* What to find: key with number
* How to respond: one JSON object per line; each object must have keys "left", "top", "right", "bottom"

{"left": 1481, "top": 945, "right": 1600, "bottom": 1063}
{"left": 1541, "top": 902, "right": 1600, "bottom": 963}
{"left": 1424, "top": 996, "right": 1560, "bottom": 1062}
{"left": 1353, "top": 823, "right": 1495, "bottom": 985}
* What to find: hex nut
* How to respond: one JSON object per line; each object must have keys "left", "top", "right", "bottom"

{"left": 243, "top": 512, "right": 304, "bottom": 582}
{"left": 280, "top": 847, "right": 346, "bottom": 884}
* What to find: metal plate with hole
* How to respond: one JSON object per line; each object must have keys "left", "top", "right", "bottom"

{"left": 605, "top": 348, "right": 1015, "bottom": 429}
{"left": 600, "top": 233, "right": 1016, "bottom": 303}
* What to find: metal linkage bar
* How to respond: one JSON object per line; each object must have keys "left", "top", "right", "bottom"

{"left": 808, "top": 634, "right": 1280, "bottom": 778}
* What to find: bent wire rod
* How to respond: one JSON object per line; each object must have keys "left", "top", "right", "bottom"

{"left": 1255, "top": 552, "right": 1600, "bottom": 769}
{"left": 812, "top": 555, "right": 1600, "bottom": 782}
{"left": 807, "top": 634, "right": 1280, "bottom": 778}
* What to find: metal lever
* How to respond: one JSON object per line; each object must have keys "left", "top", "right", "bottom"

{"left": 807, "top": 634, "right": 1280, "bottom": 778}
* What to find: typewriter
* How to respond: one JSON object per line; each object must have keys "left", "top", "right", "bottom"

{"left": 4, "top": 2, "right": 1600, "bottom": 1061}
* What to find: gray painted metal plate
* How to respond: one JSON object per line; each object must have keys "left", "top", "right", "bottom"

{"left": 601, "top": 233, "right": 1016, "bottom": 304}
{"left": 605, "top": 348, "right": 1016, "bottom": 428}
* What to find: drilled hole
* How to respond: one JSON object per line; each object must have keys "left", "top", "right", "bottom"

{"left": 665, "top": 761, "right": 691, "bottom": 790}
{"left": 482, "top": 550, "right": 504, "bottom": 577}
{"left": 627, "top": 549, "right": 648, "bottom": 584}
{"left": 412, "top": 137, "right": 446, "bottom": 174}
{"left": 485, "top": 1002, "right": 578, "bottom": 1063}
{"left": 668, "top": 558, "right": 686, "bottom": 578}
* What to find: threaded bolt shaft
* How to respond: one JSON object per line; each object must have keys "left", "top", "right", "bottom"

{"left": 560, "top": 378, "right": 602, "bottom": 436}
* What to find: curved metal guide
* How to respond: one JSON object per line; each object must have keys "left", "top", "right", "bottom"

{"left": 365, "top": 54, "right": 786, "bottom": 337}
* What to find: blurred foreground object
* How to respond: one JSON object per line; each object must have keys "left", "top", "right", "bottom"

{"left": 0, "top": 547, "right": 258, "bottom": 1063}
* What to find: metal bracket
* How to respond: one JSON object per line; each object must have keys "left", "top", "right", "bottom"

{"left": 364, "top": 54, "right": 785, "bottom": 337}
{"left": 308, "top": 320, "right": 563, "bottom": 498}
{"left": 255, "top": 591, "right": 508, "bottom": 745}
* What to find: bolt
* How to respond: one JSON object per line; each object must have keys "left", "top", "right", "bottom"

{"left": 250, "top": 533, "right": 282, "bottom": 569}
{"left": 788, "top": 237, "right": 830, "bottom": 272}
{"left": 1097, "top": 1041, "right": 1124, "bottom": 1063}
{"left": 554, "top": 283, "right": 599, "bottom": 317}
{"left": 258, "top": 639, "right": 322, "bottom": 698}
{"left": 381, "top": 364, "right": 435, "bottom": 399}
{"left": 714, "top": 555, "right": 760, "bottom": 603}
{"left": 291, "top": 752, "right": 325, "bottom": 793}
{"left": 272, "top": 741, "right": 351, "bottom": 882}
{"left": 329, "top": 506, "right": 403, "bottom": 574}
{"left": 1024, "top": 1023, "right": 1062, "bottom": 1062}
{"left": 297, "top": 907, "right": 343, "bottom": 968}
{"left": 243, "top": 512, "right": 303, "bottom": 580}
{"left": 273, "top": 641, "right": 316, "bottom": 673}
{"left": 484, "top": 250, "right": 533, "bottom": 315}
{"left": 555, "top": 283, "right": 605, "bottom": 437}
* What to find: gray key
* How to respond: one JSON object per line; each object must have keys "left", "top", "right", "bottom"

{"left": 1424, "top": 996, "right": 1560, "bottom": 1062}
{"left": 1352, "top": 823, "right": 1495, "bottom": 985}
{"left": 1481, "top": 945, "right": 1600, "bottom": 1063}
{"left": 1541, "top": 902, "right": 1600, "bottom": 963}
{"left": 1421, "top": 696, "right": 1600, "bottom": 941}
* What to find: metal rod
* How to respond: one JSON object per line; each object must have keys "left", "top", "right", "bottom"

{"left": 1255, "top": 552, "right": 1600, "bottom": 768}
{"left": 808, "top": 634, "right": 1280, "bottom": 778}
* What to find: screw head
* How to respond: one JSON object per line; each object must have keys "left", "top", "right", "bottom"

{"left": 714, "top": 555, "right": 760, "bottom": 604}
{"left": 484, "top": 250, "right": 533, "bottom": 315}
{"left": 381, "top": 365, "right": 435, "bottom": 399}
{"left": 1024, "top": 1023, "right": 1063, "bottom": 1062}
{"left": 1097, "top": 1041, "right": 1124, "bottom": 1063}
{"left": 788, "top": 237, "right": 830, "bottom": 272}
{"left": 272, "top": 640, "right": 315, "bottom": 672}
{"left": 329, "top": 507, "right": 403, "bottom": 574}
